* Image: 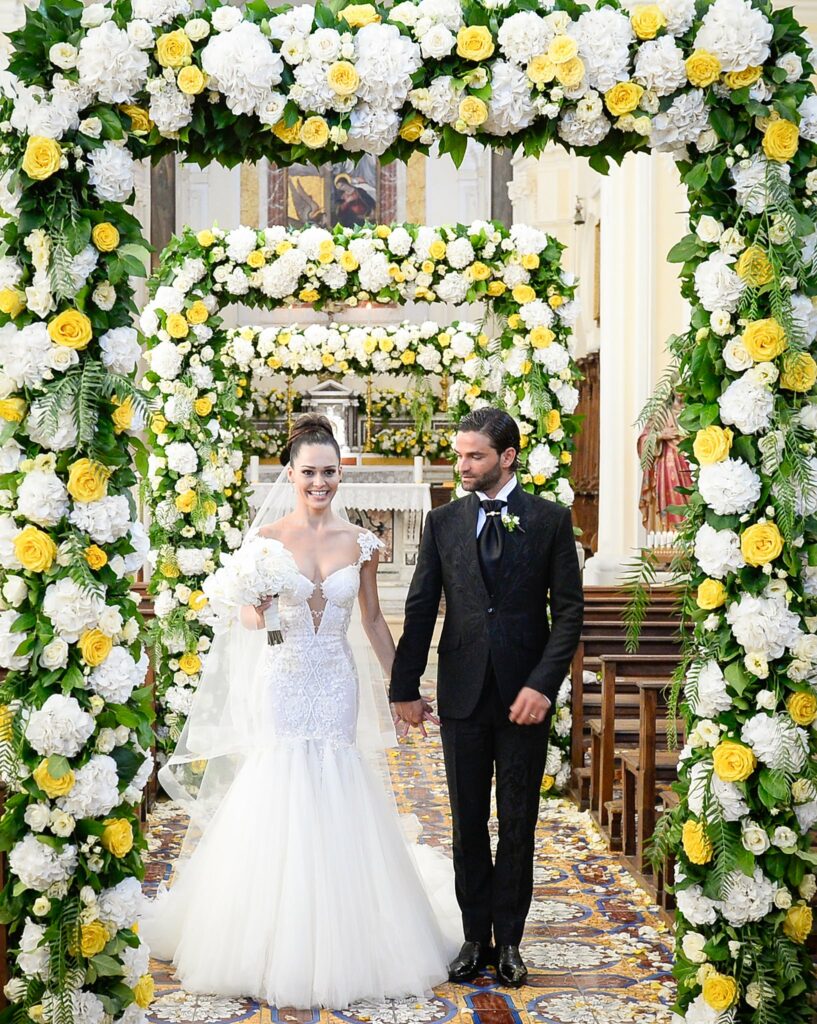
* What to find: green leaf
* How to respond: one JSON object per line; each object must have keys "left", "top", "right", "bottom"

{"left": 667, "top": 235, "right": 703, "bottom": 263}
{"left": 90, "top": 954, "right": 125, "bottom": 977}
{"left": 46, "top": 755, "right": 71, "bottom": 779}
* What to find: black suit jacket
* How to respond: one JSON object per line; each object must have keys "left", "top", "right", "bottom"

{"left": 390, "top": 484, "right": 584, "bottom": 718}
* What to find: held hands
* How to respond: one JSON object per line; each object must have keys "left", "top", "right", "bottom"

{"left": 509, "top": 686, "right": 551, "bottom": 726}
{"left": 392, "top": 698, "right": 439, "bottom": 738}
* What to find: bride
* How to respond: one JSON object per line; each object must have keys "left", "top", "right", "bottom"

{"left": 142, "top": 413, "right": 460, "bottom": 1009}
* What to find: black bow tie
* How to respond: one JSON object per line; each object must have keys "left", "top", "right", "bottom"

{"left": 480, "top": 499, "right": 506, "bottom": 516}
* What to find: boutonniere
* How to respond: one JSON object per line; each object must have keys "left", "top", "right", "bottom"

{"left": 501, "top": 512, "right": 524, "bottom": 533}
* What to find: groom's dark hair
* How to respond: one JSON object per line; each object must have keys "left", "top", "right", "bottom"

{"left": 457, "top": 407, "right": 520, "bottom": 471}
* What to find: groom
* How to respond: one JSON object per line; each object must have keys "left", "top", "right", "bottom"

{"left": 390, "top": 407, "right": 583, "bottom": 987}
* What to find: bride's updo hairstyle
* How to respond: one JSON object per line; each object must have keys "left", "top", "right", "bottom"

{"left": 281, "top": 413, "right": 341, "bottom": 466}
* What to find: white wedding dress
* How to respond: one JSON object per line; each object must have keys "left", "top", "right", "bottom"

{"left": 143, "top": 530, "right": 460, "bottom": 1009}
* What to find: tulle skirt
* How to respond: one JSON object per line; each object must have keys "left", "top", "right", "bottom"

{"left": 142, "top": 738, "right": 461, "bottom": 1009}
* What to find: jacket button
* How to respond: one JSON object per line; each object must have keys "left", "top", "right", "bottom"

{"left": 487, "top": 607, "right": 495, "bottom": 614}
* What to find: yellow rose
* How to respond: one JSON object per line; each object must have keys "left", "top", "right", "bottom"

{"left": 379, "top": 338, "right": 394, "bottom": 352}
{"left": 67, "top": 459, "right": 109, "bottom": 503}
{"left": 246, "top": 249, "right": 266, "bottom": 269}
{"left": 33, "top": 759, "right": 75, "bottom": 798}
{"left": 458, "top": 96, "right": 488, "bottom": 127}
{"left": 165, "top": 312, "right": 189, "bottom": 339}
{"left": 22, "top": 136, "right": 62, "bottom": 180}
{"left": 0, "top": 289, "right": 25, "bottom": 318}
{"left": 532, "top": 473, "right": 546, "bottom": 486}
{"left": 723, "top": 65, "right": 762, "bottom": 89}
{"left": 401, "top": 350, "right": 416, "bottom": 365}
{"left": 0, "top": 397, "right": 26, "bottom": 422}
{"left": 702, "top": 972, "right": 738, "bottom": 1012}
{"left": 272, "top": 119, "right": 302, "bottom": 145}
{"left": 713, "top": 739, "right": 756, "bottom": 782}
{"left": 375, "top": 225, "right": 390, "bottom": 238}
{"left": 787, "top": 691, "right": 817, "bottom": 726}
{"left": 560, "top": 452, "right": 572, "bottom": 464}
{"left": 527, "top": 55, "right": 556, "bottom": 85}
{"left": 780, "top": 352, "right": 817, "bottom": 392}
{"left": 119, "top": 105, "right": 153, "bottom": 133}
{"left": 512, "top": 284, "right": 536, "bottom": 304}
{"left": 14, "top": 525, "right": 57, "bottom": 572}
{"left": 520, "top": 253, "right": 539, "bottom": 271}
{"left": 604, "top": 81, "right": 644, "bottom": 116}
{"left": 555, "top": 57, "right": 585, "bottom": 88}
{"left": 318, "top": 239, "right": 336, "bottom": 264}
{"left": 133, "top": 974, "right": 155, "bottom": 1010}
{"left": 530, "top": 327, "right": 555, "bottom": 349}
{"left": 428, "top": 239, "right": 447, "bottom": 261}
{"left": 740, "top": 522, "right": 783, "bottom": 566}
{"left": 299, "top": 287, "right": 319, "bottom": 303}
{"left": 159, "top": 560, "right": 179, "bottom": 579}
{"left": 177, "top": 65, "right": 206, "bottom": 95}
{"left": 327, "top": 60, "right": 360, "bottom": 96}
{"left": 340, "top": 251, "right": 359, "bottom": 271}
{"left": 682, "top": 818, "right": 713, "bottom": 864}
{"left": 783, "top": 904, "right": 813, "bottom": 944}
{"left": 196, "top": 229, "right": 215, "bottom": 247}
{"left": 399, "top": 115, "right": 425, "bottom": 142}
{"left": 156, "top": 29, "right": 193, "bottom": 68}
{"left": 203, "top": 499, "right": 217, "bottom": 516}
{"left": 546, "top": 410, "right": 562, "bottom": 433}
{"left": 79, "top": 629, "right": 113, "bottom": 667}
{"left": 111, "top": 396, "right": 134, "bottom": 435}
{"left": 101, "top": 818, "right": 134, "bottom": 858}
{"left": 175, "top": 490, "right": 196, "bottom": 513}
{"left": 339, "top": 4, "right": 381, "bottom": 27}
{"left": 179, "top": 652, "right": 202, "bottom": 675}
{"left": 736, "top": 245, "right": 773, "bottom": 286}
{"left": 188, "top": 590, "right": 208, "bottom": 612}
{"left": 508, "top": 313, "right": 522, "bottom": 330}
{"left": 692, "top": 425, "right": 733, "bottom": 465}
{"left": 79, "top": 921, "right": 109, "bottom": 958}
{"left": 763, "top": 118, "right": 799, "bottom": 162}
{"left": 151, "top": 413, "right": 168, "bottom": 435}
{"left": 48, "top": 309, "right": 93, "bottom": 350}
{"left": 548, "top": 294, "right": 564, "bottom": 308}
{"left": 468, "top": 261, "right": 492, "bottom": 281}
{"left": 456, "top": 25, "right": 495, "bottom": 61}
{"left": 300, "top": 116, "right": 330, "bottom": 149}
{"left": 685, "top": 50, "right": 721, "bottom": 87}
{"left": 84, "top": 544, "right": 107, "bottom": 570}
{"left": 322, "top": 352, "right": 335, "bottom": 367}
{"left": 696, "top": 578, "right": 726, "bottom": 609}
{"left": 185, "top": 300, "right": 209, "bottom": 325}
{"left": 547, "top": 35, "right": 578, "bottom": 64}
{"left": 487, "top": 281, "right": 506, "bottom": 296}
{"left": 91, "top": 223, "right": 119, "bottom": 252}
{"left": 194, "top": 396, "right": 213, "bottom": 417}
{"left": 541, "top": 774, "right": 555, "bottom": 792}
{"left": 631, "top": 4, "right": 666, "bottom": 39}
{"left": 742, "top": 318, "right": 787, "bottom": 361}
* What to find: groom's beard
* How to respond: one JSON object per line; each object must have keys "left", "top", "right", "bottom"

{"left": 460, "top": 460, "right": 503, "bottom": 493}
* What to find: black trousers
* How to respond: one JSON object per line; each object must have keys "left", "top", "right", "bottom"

{"left": 440, "top": 667, "right": 551, "bottom": 947}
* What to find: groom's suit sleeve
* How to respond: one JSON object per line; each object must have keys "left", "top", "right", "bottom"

{"left": 389, "top": 512, "right": 443, "bottom": 704}
{"left": 524, "top": 506, "right": 583, "bottom": 707}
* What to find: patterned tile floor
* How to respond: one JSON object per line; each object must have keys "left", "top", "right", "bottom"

{"left": 143, "top": 727, "right": 676, "bottom": 1024}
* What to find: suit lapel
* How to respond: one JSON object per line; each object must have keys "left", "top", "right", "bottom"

{"left": 492, "top": 484, "right": 528, "bottom": 600}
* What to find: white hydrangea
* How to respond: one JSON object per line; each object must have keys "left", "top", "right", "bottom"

{"left": 497, "top": 12, "right": 551, "bottom": 64}
{"left": 732, "top": 154, "right": 791, "bottom": 215}
{"left": 633, "top": 37, "right": 687, "bottom": 96}
{"left": 0, "top": 609, "right": 31, "bottom": 670}
{"left": 0, "top": 322, "right": 53, "bottom": 389}
{"left": 694, "top": 0, "right": 773, "bottom": 71}
{"left": 57, "top": 755, "right": 120, "bottom": 818}
{"left": 650, "top": 90, "right": 711, "bottom": 153}
{"left": 69, "top": 495, "right": 132, "bottom": 545}
{"left": 741, "top": 712, "right": 809, "bottom": 772}
{"left": 716, "top": 867, "right": 777, "bottom": 926}
{"left": 18, "top": 918, "right": 48, "bottom": 978}
{"left": 694, "top": 523, "right": 745, "bottom": 579}
{"left": 201, "top": 22, "right": 284, "bottom": 117}
{"left": 693, "top": 252, "right": 745, "bottom": 313}
{"left": 675, "top": 883, "right": 718, "bottom": 925}
{"left": 98, "top": 876, "right": 144, "bottom": 931}
{"left": 77, "top": 22, "right": 149, "bottom": 104}
{"left": 87, "top": 142, "right": 136, "bottom": 203}
{"left": 527, "top": 444, "right": 559, "bottom": 479}
{"left": 483, "top": 60, "right": 536, "bottom": 137}
{"left": 16, "top": 470, "right": 69, "bottom": 527}
{"left": 43, "top": 577, "right": 106, "bottom": 642}
{"left": 88, "top": 647, "right": 148, "bottom": 704}
{"left": 698, "top": 458, "right": 761, "bottom": 515}
{"left": 568, "top": 8, "right": 634, "bottom": 93}
{"left": 165, "top": 441, "right": 199, "bottom": 476}
{"left": 25, "top": 694, "right": 95, "bottom": 758}
{"left": 718, "top": 375, "right": 774, "bottom": 435}
{"left": 688, "top": 659, "right": 732, "bottom": 717}
{"left": 100, "top": 327, "right": 141, "bottom": 375}
{"left": 9, "top": 835, "right": 77, "bottom": 893}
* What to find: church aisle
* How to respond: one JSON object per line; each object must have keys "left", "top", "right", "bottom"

{"left": 143, "top": 729, "right": 675, "bottom": 1024}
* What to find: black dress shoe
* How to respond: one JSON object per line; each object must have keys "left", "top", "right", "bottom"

{"left": 447, "top": 940, "right": 494, "bottom": 983}
{"left": 496, "top": 945, "right": 528, "bottom": 987}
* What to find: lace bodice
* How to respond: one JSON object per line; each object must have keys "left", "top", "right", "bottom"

{"left": 267, "top": 530, "right": 383, "bottom": 747}
{"left": 276, "top": 530, "right": 384, "bottom": 642}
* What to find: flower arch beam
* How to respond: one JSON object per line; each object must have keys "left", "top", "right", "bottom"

{"left": 2, "top": 0, "right": 817, "bottom": 1018}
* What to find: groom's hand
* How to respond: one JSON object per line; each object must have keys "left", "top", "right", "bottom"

{"left": 509, "top": 687, "right": 551, "bottom": 726}
{"left": 393, "top": 699, "right": 439, "bottom": 738}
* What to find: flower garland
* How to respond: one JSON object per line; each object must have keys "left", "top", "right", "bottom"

{"left": 141, "top": 222, "right": 579, "bottom": 769}
{"left": 2, "top": 0, "right": 817, "bottom": 1015}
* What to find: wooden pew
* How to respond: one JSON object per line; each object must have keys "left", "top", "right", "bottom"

{"left": 593, "top": 653, "right": 682, "bottom": 839}
{"left": 580, "top": 619, "right": 679, "bottom": 639}
{"left": 620, "top": 680, "right": 682, "bottom": 897}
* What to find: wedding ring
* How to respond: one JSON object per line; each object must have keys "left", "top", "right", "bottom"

{"left": 529, "top": 712, "right": 537, "bottom": 720}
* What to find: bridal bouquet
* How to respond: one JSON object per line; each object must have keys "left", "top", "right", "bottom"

{"left": 201, "top": 535, "right": 300, "bottom": 634}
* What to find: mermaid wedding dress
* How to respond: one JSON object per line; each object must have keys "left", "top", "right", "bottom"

{"left": 142, "top": 530, "right": 460, "bottom": 1009}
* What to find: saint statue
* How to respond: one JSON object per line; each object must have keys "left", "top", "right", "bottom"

{"left": 636, "top": 394, "right": 692, "bottom": 531}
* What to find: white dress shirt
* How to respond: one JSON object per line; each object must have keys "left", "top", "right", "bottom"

{"left": 475, "top": 476, "right": 518, "bottom": 537}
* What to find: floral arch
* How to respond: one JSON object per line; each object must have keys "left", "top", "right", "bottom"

{"left": 140, "top": 219, "right": 579, "bottom": 762}
{"left": 0, "top": 0, "right": 816, "bottom": 1019}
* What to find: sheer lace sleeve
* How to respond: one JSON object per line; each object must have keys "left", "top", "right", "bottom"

{"left": 356, "top": 530, "right": 385, "bottom": 566}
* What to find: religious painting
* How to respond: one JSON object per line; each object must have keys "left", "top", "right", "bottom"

{"left": 269, "top": 157, "right": 397, "bottom": 229}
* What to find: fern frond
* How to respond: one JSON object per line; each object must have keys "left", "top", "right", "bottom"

{"left": 621, "top": 550, "right": 659, "bottom": 653}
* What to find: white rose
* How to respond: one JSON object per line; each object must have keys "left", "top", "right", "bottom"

{"left": 49, "top": 43, "right": 78, "bottom": 69}
{"left": 212, "top": 6, "right": 243, "bottom": 31}
{"left": 723, "top": 337, "right": 753, "bottom": 372}
{"left": 741, "top": 821, "right": 770, "bottom": 854}
{"left": 185, "top": 17, "right": 210, "bottom": 41}
{"left": 680, "top": 931, "right": 708, "bottom": 963}
{"left": 2, "top": 576, "right": 27, "bottom": 607}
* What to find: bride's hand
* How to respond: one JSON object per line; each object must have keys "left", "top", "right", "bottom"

{"left": 255, "top": 596, "right": 274, "bottom": 613}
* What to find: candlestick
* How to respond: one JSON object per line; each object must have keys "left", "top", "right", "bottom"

{"left": 285, "top": 378, "right": 293, "bottom": 434}
{"left": 413, "top": 455, "right": 423, "bottom": 484}
{"left": 249, "top": 455, "right": 259, "bottom": 483}
{"left": 440, "top": 373, "right": 449, "bottom": 413}
{"left": 365, "top": 377, "right": 373, "bottom": 453}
